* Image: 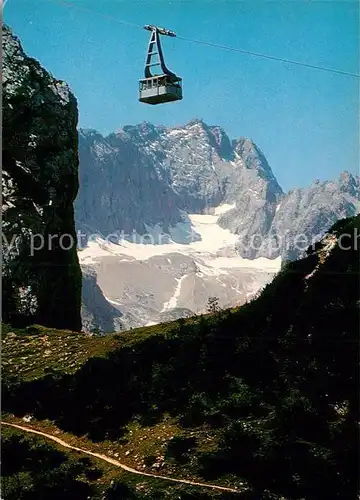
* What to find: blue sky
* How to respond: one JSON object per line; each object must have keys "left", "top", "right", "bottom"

{"left": 4, "top": 0, "right": 359, "bottom": 192}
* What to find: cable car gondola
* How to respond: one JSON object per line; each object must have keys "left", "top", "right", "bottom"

{"left": 139, "top": 24, "right": 183, "bottom": 105}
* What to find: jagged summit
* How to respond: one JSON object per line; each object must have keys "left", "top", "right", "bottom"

{"left": 79, "top": 128, "right": 104, "bottom": 140}
{"left": 186, "top": 117, "right": 207, "bottom": 126}
{"left": 121, "top": 121, "right": 162, "bottom": 141}
{"left": 338, "top": 171, "right": 359, "bottom": 197}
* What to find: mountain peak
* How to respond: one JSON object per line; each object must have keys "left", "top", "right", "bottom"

{"left": 120, "top": 121, "right": 161, "bottom": 142}
{"left": 232, "top": 137, "right": 282, "bottom": 192}
{"left": 186, "top": 118, "right": 207, "bottom": 127}
{"left": 338, "top": 170, "right": 359, "bottom": 197}
{"left": 177, "top": 119, "right": 234, "bottom": 161}
{"left": 233, "top": 137, "right": 258, "bottom": 153}
{"left": 79, "top": 128, "right": 103, "bottom": 140}
{"left": 207, "top": 125, "right": 234, "bottom": 161}
{"left": 338, "top": 170, "right": 358, "bottom": 185}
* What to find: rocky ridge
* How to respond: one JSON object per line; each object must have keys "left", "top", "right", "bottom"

{"left": 76, "top": 120, "right": 359, "bottom": 261}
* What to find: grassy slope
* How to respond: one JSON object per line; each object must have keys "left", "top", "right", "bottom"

{"left": 1, "top": 321, "right": 177, "bottom": 381}
{"left": 2, "top": 425, "right": 239, "bottom": 500}
{"left": 2, "top": 215, "right": 359, "bottom": 499}
{"left": 2, "top": 320, "right": 245, "bottom": 491}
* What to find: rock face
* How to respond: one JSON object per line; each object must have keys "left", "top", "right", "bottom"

{"left": 216, "top": 137, "right": 283, "bottom": 258}
{"left": 81, "top": 266, "right": 123, "bottom": 333}
{"left": 75, "top": 120, "right": 284, "bottom": 246}
{"left": 76, "top": 127, "right": 189, "bottom": 240}
{"left": 2, "top": 25, "right": 82, "bottom": 331}
{"left": 256, "top": 172, "right": 360, "bottom": 261}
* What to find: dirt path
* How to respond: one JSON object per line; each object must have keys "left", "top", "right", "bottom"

{"left": 1, "top": 421, "right": 241, "bottom": 494}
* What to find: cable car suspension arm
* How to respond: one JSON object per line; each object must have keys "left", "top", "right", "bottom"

{"left": 143, "top": 25, "right": 177, "bottom": 79}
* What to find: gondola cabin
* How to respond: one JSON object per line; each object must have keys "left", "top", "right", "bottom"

{"left": 139, "top": 25, "right": 183, "bottom": 105}
{"left": 139, "top": 75, "right": 182, "bottom": 105}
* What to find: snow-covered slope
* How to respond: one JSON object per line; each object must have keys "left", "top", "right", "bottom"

{"left": 79, "top": 206, "right": 280, "bottom": 331}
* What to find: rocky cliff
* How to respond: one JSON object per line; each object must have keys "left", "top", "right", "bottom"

{"left": 81, "top": 265, "right": 123, "bottom": 333}
{"left": 2, "top": 25, "right": 82, "bottom": 331}
{"left": 255, "top": 171, "right": 360, "bottom": 261}
{"left": 76, "top": 127, "right": 189, "bottom": 241}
